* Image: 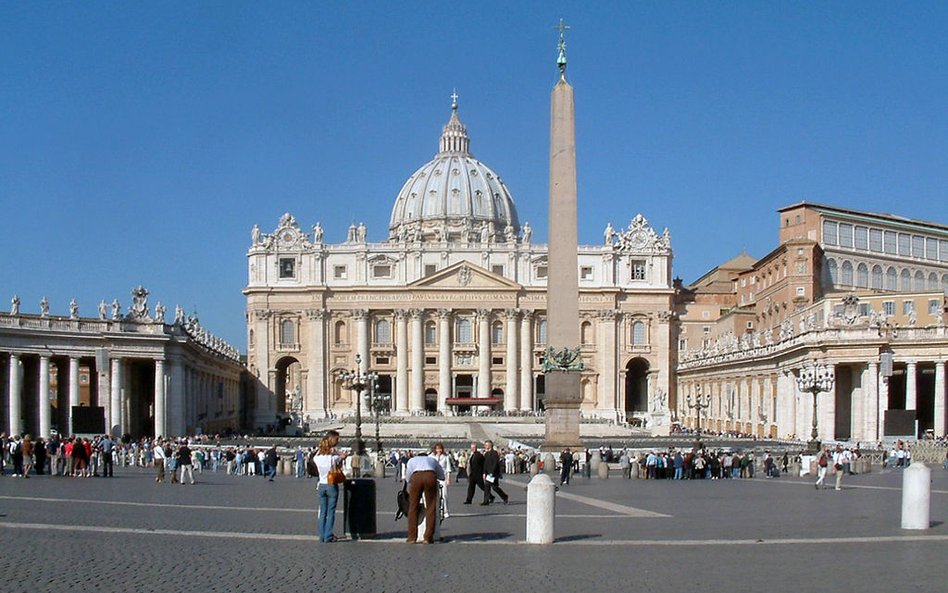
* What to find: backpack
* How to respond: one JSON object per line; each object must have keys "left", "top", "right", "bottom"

{"left": 818, "top": 454, "right": 828, "bottom": 468}
{"left": 306, "top": 453, "right": 319, "bottom": 478}
{"left": 395, "top": 482, "right": 410, "bottom": 521}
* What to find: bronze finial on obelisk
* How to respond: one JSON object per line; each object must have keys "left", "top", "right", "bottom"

{"left": 542, "top": 19, "right": 583, "bottom": 451}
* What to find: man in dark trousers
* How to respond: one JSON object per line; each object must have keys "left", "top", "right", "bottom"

{"left": 559, "top": 448, "right": 574, "bottom": 485}
{"left": 481, "top": 440, "right": 509, "bottom": 505}
{"left": 463, "top": 442, "right": 488, "bottom": 504}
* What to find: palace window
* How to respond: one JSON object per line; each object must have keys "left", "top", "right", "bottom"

{"left": 580, "top": 266, "right": 594, "bottom": 281}
{"left": 491, "top": 321, "right": 504, "bottom": 345}
{"left": 912, "top": 235, "right": 925, "bottom": 257}
{"left": 900, "top": 269, "right": 912, "bottom": 291}
{"left": 898, "top": 233, "right": 911, "bottom": 256}
{"left": 930, "top": 272, "right": 940, "bottom": 291}
{"left": 375, "top": 318, "right": 392, "bottom": 344}
{"left": 372, "top": 264, "right": 392, "bottom": 279}
{"left": 915, "top": 270, "right": 926, "bottom": 291}
{"left": 456, "top": 318, "right": 473, "bottom": 343}
{"left": 826, "top": 259, "right": 838, "bottom": 286}
{"left": 279, "top": 258, "right": 296, "bottom": 279}
{"left": 858, "top": 303, "right": 872, "bottom": 317}
{"left": 856, "top": 263, "right": 869, "bottom": 288}
{"left": 929, "top": 299, "right": 941, "bottom": 315}
{"left": 886, "top": 267, "right": 898, "bottom": 290}
{"left": 536, "top": 265, "right": 548, "bottom": 279}
{"left": 869, "top": 228, "right": 883, "bottom": 252}
{"left": 631, "top": 320, "right": 646, "bottom": 346}
{"left": 854, "top": 226, "right": 868, "bottom": 250}
{"left": 333, "top": 265, "right": 347, "bottom": 280}
{"left": 334, "top": 320, "right": 346, "bottom": 345}
{"left": 537, "top": 319, "right": 548, "bottom": 344}
{"left": 882, "top": 301, "right": 895, "bottom": 316}
{"left": 424, "top": 321, "right": 437, "bottom": 345}
{"left": 838, "top": 223, "right": 854, "bottom": 248}
{"left": 871, "top": 265, "right": 883, "bottom": 289}
{"left": 940, "top": 240, "right": 948, "bottom": 262}
{"left": 902, "top": 300, "right": 915, "bottom": 315}
{"left": 492, "top": 264, "right": 505, "bottom": 277}
{"left": 883, "top": 231, "right": 897, "bottom": 255}
{"left": 424, "top": 264, "right": 438, "bottom": 277}
{"left": 631, "top": 260, "right": 647, "bottom": 281}
{"left": 280, "top": 319, "right": 296, "bottom": 346}
{"left": 926, "top": 238, "right": 938, "bottom": 260}
{"left": 822, "top": 221, "right": 837, "bottom": 245}
{"left": 839, "top": 260, "right": 852, "bottom": 286}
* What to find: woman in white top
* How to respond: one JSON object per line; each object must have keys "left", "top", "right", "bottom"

{"left": 432, "top": 443, "right": 452, "bottom": 519}
{"left": 314, "top": 432, "right": 343, "bottom": 542}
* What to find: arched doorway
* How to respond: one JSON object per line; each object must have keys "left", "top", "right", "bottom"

{"left": 624, "top": 358, "right": 649, "bottom": 415}
{"left": 274, "top": 356, "right": 301, "bottom": 429}
{"left": 424, "top": 388, "right": 438, "bottom": 412}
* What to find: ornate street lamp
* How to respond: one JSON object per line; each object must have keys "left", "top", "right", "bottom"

{"left": 796, "top": 360, "right": 835, "bottom": 454}
{"left": 337, "top": 354, "right": 377, "bottom": 454}
{"left": 367, "top": 375, "right": 391, "bottom": 463}
{"left": 686, "top": 387, "right": 711, "bottom": 450}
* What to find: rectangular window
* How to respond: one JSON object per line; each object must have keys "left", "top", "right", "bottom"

{"left": 631, "top": 261, "right": 647, "bottom": 281}
{"left": 702, "top": 326, "right": 710, "bottom": 334}
{"left": 424, "top": 264, "right": 438, "bottom": 277}
{"left": 580, "top": 266, "right": 594, "bottom": 280}
{"left": 898, "top": 233, "right": 911, "bottom": 256}
{"left": 279, "top": 258, "right": 296, "bottom": 279}
{"left": 375, "top": 357, "right": 390, "bottom": 366}
{"left": 491, "top": 264, "right": 505, "bottom": 276}
{"left": 926, "top": 237, "right": 938, "bottom": 260}
{"left": 795, "top": 286, "right": 805, "bottom": 297}
{"left": 701, "top": 310, "right": 710, "bottom": 319}
{"left": 868, "top": 228, "right": 883, "bottom": 252}
{"left": 492, "top": 356, "right": 504, "bottom": 365}
{"left": 746, "top": 321, "right": 753, "bottom": 329}
{"left": 912, "top": 235, "right": 925, "bottom": 258}
{"left": 838, "top": 223, "right": 854, "bottom": 248}
{"left": 883, "top": 231, "right": 897, "bottom": 255}
{"left": 882, "top": 301, "right": 895, "bottom": 316}
{"left": 940, "top": 240, "right": 948, "bottom": 262}
{"left": 372, "top": 264, "right": 391, "bottom": 279}
{"left": 333, "top": 265, "right": 347, "bottom": 280}
{"left": 858, "top": 303, "right": 872, "bottom": 316}
{"left": 425, "top": 356, "right": 437, "bottom": 365}
{"left": 833, "top": 304, "right": 845, "bottom": 317}
{"left": 929, "top": 299, "right": 941, "bottom": 315}
{"left": 822, "top": 220, "right": 838, "bottom": 245}
{"left": 536, "top": 266, "right": 548, "bottom": 279}
{"left": 854, "top": 226, "right": 869, "bottom": 250}
{"left": 902, "top": 300, "right": 915, "bottom": 315}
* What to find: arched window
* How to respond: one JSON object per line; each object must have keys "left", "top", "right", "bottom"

{"left": 280, "top": 319, "right": 296, "bottom": 345}
{"left": 856, "top": 263, "right": 869, "bottom": 288}
{"left": 424, "top": 321, "right": 437, "bottom": 345}
{"left": 914, "top": 270, "right": 926, "bottom": 291}
{"left": 537, "top": 319, "right": 548, "bottom": 344}
{"left": 491, "top": 321, "right": 504, "bottom": 345}
{"left": 886, "top": 267, "right": 898, "bottom": 291}
{"left": 249, "top": 329, "right": 255, "bottom": 346}
{"left": 334, "top": 321, "right": 346, "bottom": 345}
{"left": 456, "top": 318, "right": 473, "bottom": 343}
{"left": 900, "top": 269, "right": 912, "bottom": 291}
{"left": 375, "top": 318, "right": 391, "bottom": 344}
{"left": 632, "top": 320, "right": 646, "bottom": 346}
{"left": 841, "top": 261, "right": 854, "bottom": 286}
{"left": 871, "top": 265, "right": 883, "bottom": 290}
{"left": 581, "top": 321, "right": 593, "bottom": 345}
{"left": 929, "top": 272, "right": 939, "bottom": 291}
{"left": 826, "top": 259, "right": 838, "bottom": 287}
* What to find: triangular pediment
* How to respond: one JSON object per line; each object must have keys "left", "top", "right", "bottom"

{"left": 409, "top": 261, "right": 521, "bottom": 290}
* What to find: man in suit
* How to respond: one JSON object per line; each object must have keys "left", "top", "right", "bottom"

{"left": 463, "top": 442, "right": 488, "bottom": 504}
{"left": 481, "top": 440, "right": 509, "bottom": 505}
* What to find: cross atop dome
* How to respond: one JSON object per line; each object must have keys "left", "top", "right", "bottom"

{"left": 451, "top": 89, "right": 459, "bottom": 111}
{"left": 439, "top": 91, "right": 469, "bottom": 155}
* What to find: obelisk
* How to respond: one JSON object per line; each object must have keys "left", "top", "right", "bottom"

{"left": 542, "top": 20, "right": 583, "bottom": 451}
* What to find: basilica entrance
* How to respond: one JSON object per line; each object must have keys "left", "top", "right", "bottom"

{"left": 274, "top": 356, "right": 301, "bottom": 425}
{"left": 624, "top": 358, "right": 649, "bottom": 415}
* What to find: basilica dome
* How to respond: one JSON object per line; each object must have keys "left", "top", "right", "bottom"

{"left": 388, "top": 101, "right": 519, "bottom": 243}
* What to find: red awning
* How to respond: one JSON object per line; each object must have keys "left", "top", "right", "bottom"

{"left": 445, "top": 397, "right": 503, "bottom": 405}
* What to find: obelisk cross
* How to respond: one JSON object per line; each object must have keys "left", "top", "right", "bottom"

{"left": 554, "top": 18, "right": 571, "bottom": 75}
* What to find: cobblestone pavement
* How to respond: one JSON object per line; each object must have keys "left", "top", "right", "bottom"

{"left": 0, "top": 465, "right": 946, "bottom": 593}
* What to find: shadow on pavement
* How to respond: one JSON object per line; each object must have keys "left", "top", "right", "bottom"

{"left": 555, "top": 534, "right": 601, "bottom": 543}
{"left": 445, "top": 532, "right": 513, "bottom": 542}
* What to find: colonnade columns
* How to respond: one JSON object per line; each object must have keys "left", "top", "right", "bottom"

{"left": 410, "top": 309, "right": 424, "bottom": 412}
{"left": 850, "top": 365, "right": 865, "bottom": 442}
{"left": 934, "top": 360, "right": 945, "bottom": 437}
{"left": 477, "top": 309, "right": 491, "bottom": 400}
{"left": 905, "top": 360, "right": 917, "bottom": 412}
{"left": 154, "top": 359, "right": 166, "bottom": 438}
{"left": 110, "top": 358, "right": 122, "bottom": 438}
{"left": 354, "top": 309, "right": 369, "bottom": 375}
{"left": 748, "top": 377, "right": 757, "bottom": 435}
{"left": 38, "top": 355, "right": 50, "bottom": 438}
{"left": 69, "top": 356, "right": 80, "bottom": 435}
{"left": 8, "top": 354, "right": 21, "bottom": 435}
{"left": 597, "top": 310, "right": 617, "bottom": 415}
{"left": 878, "top": 373, "right": 890, "bottom": 441}
{"left": 437, "top": 309, "right": 451, "bottom": 413}
{"left": 395, "top": 310, "right": 409, "bottom": 413}
{"left": 169, "top": 357, "right": 185, "bottom": 436}
{"left": 866, "top": 361, "right": 879, "bottom": 441}
{"left": 305, "top": 309, "right": 327, "bottom": 419}
{"left": 819, "top": 364, "right": 836, "bottom": 441}
{"left": 504, "top": 309, "right": 519, "bottom": 410}
{"left": 519, "top": 312, "right": 533, "bottom": 411}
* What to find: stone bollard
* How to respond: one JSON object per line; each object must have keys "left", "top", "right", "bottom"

{"left": 598, "top": 461, "right": 609, "bottom": 479}
{"left": 543, "top": 453, "right": 557, "bottom": 477}
{"left": 590, "top": 455, "right": 601, "bottom": 478}
{"left": 526, "top": 473, "right": 556, "bottom": 544}
{"left": 631, "top": 463, "right": 640, "bottom": 479}
{"left": 901, "top": 462, "right": 931, "bottom": 530}
{"left": 374, "top": 459, "right": 385, "bottom": 479}
{"left": 530, "top": 462, "right": 539, "bottom": 477}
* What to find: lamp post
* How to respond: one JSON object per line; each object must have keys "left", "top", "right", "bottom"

{"left": 686, "top": 387, "right": 711, "bottom": 450}
{"left": 367, "top": 376, "right": 391, "bottom": 463}
{"left": 796, "top": 360, "right": 835, "bottom": 454}
{"left": 337, "top": 354, "right": 377, "bottom": 454}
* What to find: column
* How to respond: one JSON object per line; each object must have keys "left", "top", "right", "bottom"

{"left": 865, "top": 361, "right": 879, "bottom": 442}
{"left": 252, "top": 310, "right": 272, "bottom": 427}
{"left": 169, "top": 357, "right": 185, "bottom": 436}
{"left": 597, "top": 310, "right": 617, "bottom": 415}
{"left": 354, "top": 309, "right": 369, "bottom": 374}
{"left": 154, "top": 359, "right": 166, "bottom": 437}
{"left": 110, "top": 358, "right": 122, "bottom": 437}
{"left": 820, "top": 364, "right": 836, "bottom": 441}
{"left": 68, "top": 356, "right": 81, "bottom": 436}
{"left": 305, "top": 309, "right": 327, "bottom": 419}
{"left": 8, "top": 354, "right": 21, "bottom": 435}
{"left": 850, "top": 365, "right": 865, "bottom": 443}
{"left": 438, "top": 309, "right": 451, "bottom": 413}
{"left": 410, "top": 309, "right": 424, "bottom": 412}
{"left": 748, "top": 377, "right": 757, "bottom": 435}
{"left": 395, "top": 310, "right": 409, "bottom": 413}
{"left": 878, "top": 372, "right": 889, "bottom": 440}
{"left": 905, "top": 360, "right": 917, "bottom": 411}
{"left": 934, "top": 360, "right": 945, "bottom": 437}
{"left": 38, "top": 355, "right": 50, "bottom": 438}
{"left": 477, "top": 309, "right": 491, "bottom": 400}
{"left": 520, "top": 311, "right": 533, "bottom": 411}
{"left": 504, "top": 309, "right": 519, "bottom": 411}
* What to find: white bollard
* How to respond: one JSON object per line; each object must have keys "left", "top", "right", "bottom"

{"left": 590, "top": 454, "right": 601, "bottom": 477}
{"left": 901, "top": 461, "right": 931, "bottom": 530}
{"left": 526, "top": 473, "right": 556, "bottom": 544}
{"left": 598, "top": 460, "right": 609, "bottom": 479}
{"left": 543, "top": 453, "right": 557, "bottom": 476}
{"left": 374, "top": 460, "right": 385, "bottom": 479}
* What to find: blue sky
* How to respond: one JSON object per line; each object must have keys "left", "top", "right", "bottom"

{"left": 2, "top": 3, "right": 947, "bottom": 349}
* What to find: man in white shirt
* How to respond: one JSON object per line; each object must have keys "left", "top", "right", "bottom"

{"left": 832, "top": 446, "right": 846, "bottom": 491}
{"left": 405, "top": 452, "right": 445, "bottom": 544}
{"left": 153, "top": 441, "right": 167, "bottom": 483}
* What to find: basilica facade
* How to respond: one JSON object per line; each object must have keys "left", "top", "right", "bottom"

{"left": 244, "top": 103, "right": 676, "bottom": 430}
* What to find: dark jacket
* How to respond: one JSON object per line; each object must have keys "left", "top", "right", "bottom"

{"left": 482, "top": 450, "right": 502, "bottom": 478}
{"left": 468, "top": 450, "right": 485, "bottom": 477}
{"left": 177, "top": 446, "right": 192, "bottom": 465}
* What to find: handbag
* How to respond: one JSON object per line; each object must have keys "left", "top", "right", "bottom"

{"left": 327, "top": 463, "right": 346, "bottom": 485}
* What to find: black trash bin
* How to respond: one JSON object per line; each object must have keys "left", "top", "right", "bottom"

{"left": 343, "top": 478, "right": 377, "bottom": 540}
